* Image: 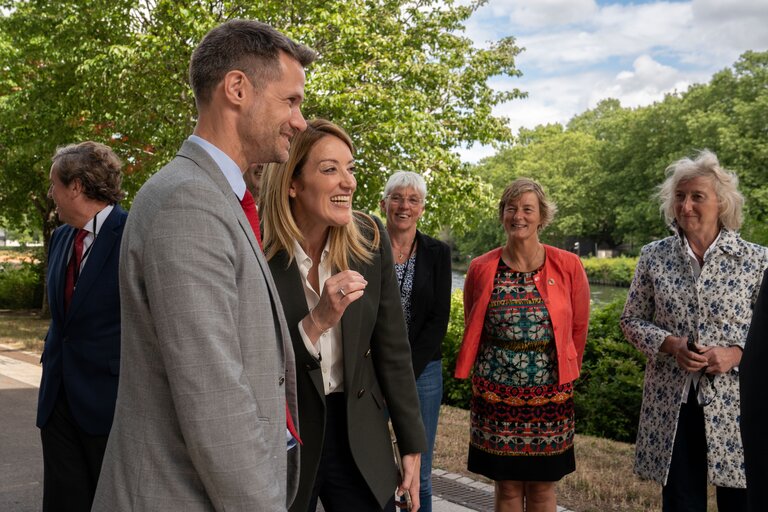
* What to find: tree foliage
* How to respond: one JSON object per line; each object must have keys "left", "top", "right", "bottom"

{"left": 0, "top": 0, "right": 525, "bottom": 242}
{"left": 457, "top": 50, "right": 768, "bottom": 255}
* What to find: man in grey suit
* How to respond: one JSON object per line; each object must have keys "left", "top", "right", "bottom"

{"left": 93, "top": 20, "right": 316, "bottom": 511}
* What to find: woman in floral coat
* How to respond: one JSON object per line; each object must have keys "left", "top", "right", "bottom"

{"left": 621, "top": 150, "right": 768, "bottom": 512}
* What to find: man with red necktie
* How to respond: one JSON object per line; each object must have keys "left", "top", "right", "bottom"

{"left": 38, "top": 141, "right": 127, "bottom": 512}
{"left": 93, "top": 20, "right": 316, "bottom": 512}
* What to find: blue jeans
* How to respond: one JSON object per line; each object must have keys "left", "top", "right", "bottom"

{"left": 415, "top": 360, "right": 443, "bottom": 512}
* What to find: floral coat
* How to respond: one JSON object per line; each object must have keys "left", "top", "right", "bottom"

{"left": 620, "top": 228, "right": 768, "bottom": 488}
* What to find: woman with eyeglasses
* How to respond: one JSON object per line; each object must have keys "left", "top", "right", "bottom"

{"left": 621, "top": 150, "right": 768, "bottom": 512}
{"left": 380, "top": 171, "right": 452, "bottom": 512}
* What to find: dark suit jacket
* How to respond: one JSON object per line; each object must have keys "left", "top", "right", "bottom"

{"left": 741, "top": 268, "right": 768, "bottom": 511}
{"left": 37, "top": 205, "right": 127, "bottom": 436}
{"left": 269, "top": 215, "right": 427, "bottom": 512}
{"left": 407, "top": 230, "right": 451, "bottom": 378}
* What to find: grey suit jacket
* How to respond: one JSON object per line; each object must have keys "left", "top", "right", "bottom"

{"left": 269, "top": 215, "right": 426, "bottom": 512}
{"left": 93, "top": 140, "right": 299, "bottom": 511}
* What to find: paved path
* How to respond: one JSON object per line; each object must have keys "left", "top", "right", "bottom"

{"left": 0, "top": 344, "right": 571, "bottom": 512}
{"left": 0, "top": 348, "right": 44, "bottom": 512}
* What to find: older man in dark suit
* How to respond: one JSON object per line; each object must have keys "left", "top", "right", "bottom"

{"left": 38, "top": 141, "right": 127, "bottom": 511}
{"left": 93, "top": 21, "right": 316, "bottom": 511}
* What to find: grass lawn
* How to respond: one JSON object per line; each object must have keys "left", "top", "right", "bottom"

{"left": 0, "top": 310, "right": 717, "bottom": 511}
{"left": 436, "top": 405, "right": 717, "bottom": 512}
{"left": 0, "top": 309, "right": 47, "bottom": 352}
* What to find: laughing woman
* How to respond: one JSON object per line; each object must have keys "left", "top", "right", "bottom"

{"left": 260, "top": 119, "right": 426, "bottom": 512}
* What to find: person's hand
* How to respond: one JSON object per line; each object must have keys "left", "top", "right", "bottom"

{"left": 700, "top": 345, "right": 742, "bottom": 374}
{"left": 661, "top": 335, "right": 708, "bottom": 372}
{"left": 303, "top": 270, "right": 367, "bottom": 340}
{"left": 396, "top": 453, "right": 421, "bottom": 511}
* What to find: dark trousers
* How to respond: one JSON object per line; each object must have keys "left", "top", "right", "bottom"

{"left": 40, "top": 390, "right": 109, "bottom": 512}
{"left": 308, "top": 393, "right": 395, "bottom": 512}
{"left": 663, "top": 388, "right": 747, "bottom": 512}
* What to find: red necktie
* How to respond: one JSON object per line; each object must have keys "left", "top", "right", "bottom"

{"left": 239, "top": 190, "right": 301, "bottom": 445}
{"left": 239, "top": 190, "right": 262, "bottom": 249}
{"left": 64, "top": 229, "right": 88, "bottom": 312}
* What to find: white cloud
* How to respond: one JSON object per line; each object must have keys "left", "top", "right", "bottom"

{"left": 458, "top": 0, "right": 768, "bottom": 163}
{"left": 516, "top": 3, "right": 692, "bottom": 72}
{"left": 484, "top": 0, "right": 599, "bottom": 29}
{"left": 607, "top": 55, "right": 692, "bottom": 106}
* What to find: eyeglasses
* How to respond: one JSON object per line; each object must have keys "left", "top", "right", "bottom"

{"left": 695, "top": 371, "right": 717, "bottom": 406}
{"left": 387, "top": 194, "right": 423, "bottom": 207}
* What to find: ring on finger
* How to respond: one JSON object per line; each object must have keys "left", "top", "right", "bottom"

{"left": 339, "top": 287, "right": 346, "bottom": 297}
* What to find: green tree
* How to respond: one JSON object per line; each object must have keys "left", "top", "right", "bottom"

{"left": 679, "top": 51, "right": 768, "bottom": 244}
{"left": 456, "top": 123, "right": 607, "bottom": 258}
{"left": 1, "top": 0, "right": 525, "bottom": 307}
{"left": 0, "top": 0, "right": 136, "bottom": 313}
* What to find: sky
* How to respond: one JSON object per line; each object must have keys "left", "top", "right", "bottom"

{"left": 457, "top": 0, "right": 768, "bottom": 163}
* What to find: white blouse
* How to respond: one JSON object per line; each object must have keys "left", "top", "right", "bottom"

{"left": 293, "top": 239, "right": 344, "bottom": 395}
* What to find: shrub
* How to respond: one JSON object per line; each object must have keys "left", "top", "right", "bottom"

{"left": 442, "top": 289, "right": 472, "bottom": 409}
{"left": 581, "top": 256, "right": 638, "bottom": 286}
{"left": 0, "top": 261, "right": 44, "bottom": 309}
{"left": 574, "top": 294, "right": 645, "bottom": 443}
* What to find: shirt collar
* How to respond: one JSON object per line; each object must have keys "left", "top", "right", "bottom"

{"left": 82, "top": 204, "right": 114, "bottom": 236}
{"left": 188, "top": 135, "right": 246, "bottom": 200}
{"left": 292, "top": 238, "right": 331, "bottom": 270}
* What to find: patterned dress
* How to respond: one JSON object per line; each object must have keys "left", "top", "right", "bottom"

{"left": 468, "top": 258, "right": 575, "bottom": 481}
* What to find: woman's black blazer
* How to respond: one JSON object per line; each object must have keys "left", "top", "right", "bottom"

{"left": 268, "top": 215, "right": 427, "bottom": 512}
{"left": 407, "top": 230, "right": 452, "bottom": 378}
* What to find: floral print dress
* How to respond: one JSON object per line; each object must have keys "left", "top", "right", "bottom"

{"left": 468, "top": 258, "right": 575, "bottom": 481}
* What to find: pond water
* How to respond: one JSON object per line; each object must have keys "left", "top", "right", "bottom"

{"left": 451, "top": 270, "right": 627, "bottom": 308}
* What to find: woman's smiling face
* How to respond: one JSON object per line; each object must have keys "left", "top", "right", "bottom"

{"left": 289, "top": 134, "right": 357, "bottom": 233}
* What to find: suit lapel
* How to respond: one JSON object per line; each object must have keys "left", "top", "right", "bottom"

{"left": 270, "top": 252, "right": 325, "bottom": 400}
{"left": 408, "top": 231, "right": 430, "bottom": 335}
{"left": 67, "top": 206, "right": 125, "bottom": 319}
{"left": 341, "top": 256, "right": 368, "bottom": 389}
{"left": 412, "top": 231, "right": 430, "bottom": 296}
{"left": 176, "top": 141, "right": 273, "bottom": 287}
{"left": 50, "top": 227, "right": 75, "bottom": 323}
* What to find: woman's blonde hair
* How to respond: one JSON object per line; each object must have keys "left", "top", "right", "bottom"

{"left": 657, "top": 149, "right": 744, "bottom": 230}
{"left": 260, "top": 118, "right": 379, "bottom": 270}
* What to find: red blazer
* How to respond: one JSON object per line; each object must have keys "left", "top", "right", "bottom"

{"left": 454, "top": 245, "right": 590, "bottom": 385}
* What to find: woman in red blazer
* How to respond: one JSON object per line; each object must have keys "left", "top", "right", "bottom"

{"left": 455, "top": 178, "right": 590, "bottom": 512}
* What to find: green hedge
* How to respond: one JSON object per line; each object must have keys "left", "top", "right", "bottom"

{"left": 441, "top": 288, "right": 646, "bottom": 443}
{"left": 0, "top": 262, "right": 44, "bottom": 309}
{"left": 573, "top": 293, "right": 645, "bottom": 443}
{"left": 581, "top": 256, "right": 638, "bottom": 286}
{"left": 442, "top": 289, "right": 472, "bottom": 409}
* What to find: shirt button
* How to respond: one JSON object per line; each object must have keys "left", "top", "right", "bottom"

{"left": 278, "top": 376, "right": 285, "bottom": 385}
{"left": 322, "top": 368, "right": 328, "bottom": 374}
{"left": 357, "top": 388, "right": 365, "bottom": 398}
